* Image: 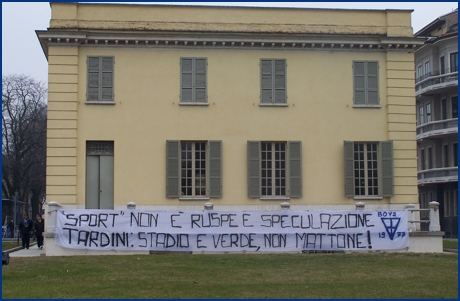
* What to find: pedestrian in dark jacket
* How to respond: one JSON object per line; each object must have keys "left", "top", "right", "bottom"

{"left": 34, "top": 214, "right": 45, "bottom": 249}
{"left": 7, "top": 219, "right": 14, "bottom": 238}
{"left": 18, "top": 213, "right": 33, "bottom": 249}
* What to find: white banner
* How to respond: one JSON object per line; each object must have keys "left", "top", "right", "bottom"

{"left": 55, "top": 209, "right": 409, "bottom": 252}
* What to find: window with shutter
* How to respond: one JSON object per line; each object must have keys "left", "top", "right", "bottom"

{"left": 353, "top": 61, "right": 379, "bottom": 107}
{"left": 247, "top": 141, "right": 301, "bottom": 198}
{"left": 260, "top": 59, "right": 287, "bottom": 105}
{"left": 87, "top": 56, "right": 114, "bottom": 103}
{"left": 180, "top": 58, "right": 207, "bottom": 104}
{"left": 343, "top": 141, "right": 394, "bottom": 198}
{"left": 166, "top": 140, "right": 221, "bottom": 199}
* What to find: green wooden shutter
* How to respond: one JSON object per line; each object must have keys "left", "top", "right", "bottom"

{"left": 194, "top": 58, "right": 207, "bottom": 103}
{"left": 247, "top": 141, "right": 260, "bottom": 197}
{"left": 274, "top": 59, "right": 286, "bottom": 103}
{"left": 101, "top": 57, "right": 114, "bottom": 102}
{"left": 166, "top": 140, "right": 180, "bottom": 198}
{"left": 288, "top": 141, "right": 302, "bottom": 197}
{"left": 381, "top": 141, "right": 394, "bottom": 197}
{"left": 367, "top": 62, "right": 379, "bottom": 105}
{"left": 209, "top": 140, "right": 222, "bottom": 198}
{"left": 344, "top": 141, "right": 355, "bottom": 197}
{"left": 87, "top": 57, "right": 113, "bottom": 102}
{"left": 353, "top": 62, "right": 366, "bottom": 105}
{"left": 87, "top": 57, "right": 101, "bottom": 101}
{"left": 181, "top": 58, "right": 193, "bottom": 102}
{"left": 260, "top": 60, "right": 273, "bottom": 103}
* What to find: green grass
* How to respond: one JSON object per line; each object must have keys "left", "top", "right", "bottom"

{"left": 1, "top": 252, "right": 457, "bottom": 299}
{"left": 443, "top": 239, "right": 458, "bottom": 250}
{"left": 2, "top": 241, "right": 19, "bottom": 251}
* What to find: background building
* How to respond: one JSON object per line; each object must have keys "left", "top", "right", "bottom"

{"left": 36, "top": 3, "right": 422, "bottom": 212}
{"left": 414, "top": 9, "right": 458, "bottom": 237}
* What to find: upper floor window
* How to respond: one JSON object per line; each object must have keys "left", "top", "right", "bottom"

{"left": 248, "top": 141, "right": 301, "bottom": 198}
{"left": 450, "top": 52, "right": 458, "bottom": 73}
{"left": 418, "top": 106, "right": 424, "bottom": 125}
{"left": 260, "top": 59, "right": 287, "bottom": 105}
{"left": 344, "top": 141, "right": 393, "bottom": 198}
{"left": 417, "top": 65, "right": 423, "bottom": 81}
{"left": 442, "top": 99, "right": 447, "bottom": 120}
{"left": 353, "top": 61, "right": 379, "bottom": 107}
{"left": 425, "top": 61, "right": 431, "bottom": 77}
{"left": 440, "top": 56, "right": 446, "bottom": 74}
{"left": 420, "top": 148, "right": 426, "bottom": 170}
{"left": 166, "top": 140, "right": 221, "bottom": 199}
{"left": 87, "top": 56, "right": 114, "bottom": 103}
{"left": 443, "top": 144, "right": 449, "bottom": 167}
{"left": 453, "top": 143, "right": 458, "bottom": 167}
{"left": 180, "top": 58, "right": 207, "bottom": 104}
{"left": 452, "top": 96, "right": 458, "bottom": 119}
{"left": 426, "top": 103, "right": 432, "bottom": 123}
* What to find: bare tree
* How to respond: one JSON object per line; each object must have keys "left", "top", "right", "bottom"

{"left": 2, "top": 74, "right": 47, "bottom": 219}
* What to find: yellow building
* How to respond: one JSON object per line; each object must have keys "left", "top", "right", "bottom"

{"left": 36, "top": 3, "right": 423, "bottom": 211}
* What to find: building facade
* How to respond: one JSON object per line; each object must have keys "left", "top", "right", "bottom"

{"left": 414, "top": 9, "right": 458, "bottom": 238}
{"left": 37, "top": 3, "right": 422, "bottom": 213}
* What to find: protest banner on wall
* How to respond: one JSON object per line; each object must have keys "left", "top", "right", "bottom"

{"left": 55, "top": 209, "right": 409, "bottom": 252}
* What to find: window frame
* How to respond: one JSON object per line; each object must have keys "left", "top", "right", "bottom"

{"left": 180, "top": 57, "right": 208, "bottom": 105}
{"left": 420, "top": 148, "right": 426, "bottom": 170}
{"left": 424, "top": 61, "right": 431, "bottom": 77}
{"left": 417, "top": 64, "right": 423, "bottom": 81}
{"left": 166, "top": 140, "right": 221, "bottom": 199}
{"left": 248, "top": 140, "right": 301, "bottom": 199}
{"left": 453, "top": 143, "right": 458, "bottom": 167}
{"left": 449, "top": 51, "right": 458, "bottom": 73}
{"left": 86, "top": 56, "right": 115, "bottom": 104}
{"left": 426, "top": 102, "right": 432, "bottom": 123}
{"left": 451, "top": 96, "right": 458, "bottom": 119}
{"left": 344, "top": 140, "right": 393, "bottom": 199}
{"left": 443, "top": 143, "right": 450, "bottom": 168}
{"left": 427, "top": 146, "right": 433, "bottom": 170}
{"left": 260, "top": 59, "right": 287, "bottom": 106}
{"left": 440, "top": 56, "right": 446, "bottom": 74}
{"left": 353, "top": 61, "right": 380, "bottom": 108}
{"left": 418, "top": 105, "right": 424, "bottom": 125}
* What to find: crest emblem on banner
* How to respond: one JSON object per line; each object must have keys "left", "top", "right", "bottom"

{"left": 380, "top": 218, "right": 401, "bottom": 240}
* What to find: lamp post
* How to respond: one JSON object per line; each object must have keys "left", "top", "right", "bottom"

{"left": 13, "top": 190, "right": 18, "bottom": 237}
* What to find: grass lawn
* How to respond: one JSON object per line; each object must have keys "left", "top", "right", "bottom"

{"left": 2, "top": 241, "right": 19, "bottom": 251}
{"left": 1, "top": 252, "right": 458, "bottom": 299}
{"left": 443, "top": 239, "right": 458, "bottom": 250}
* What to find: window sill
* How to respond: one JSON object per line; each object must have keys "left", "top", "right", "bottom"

{"left": 179, "top": 196, "right": 210, "bottom": 201}
{"left": 260, "top": 196, "right": 291, "bottom": 201}
{"left": 353, "top": 196, "right": 383, "bottom": 200}
{"left": 179, "top": 102, "right": 209, "bottom": 106}
{"left": 259, "top": 103, "right": 288, "bottom": 107}
{"left": 85, "top": 101, "right": 116, "bottom": 105}
{"left": 352, "top": 105, "right": 381, "bottom": 108}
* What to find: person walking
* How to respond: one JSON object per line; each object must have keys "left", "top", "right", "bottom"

{"left": 18, "top": 214, "right": 33, "bottom": 249}
{"left": 7, "top": 219, "right": 14, "bottom": 238}
{"left": 34, "top": 214, "right": 45, "bottom": 249}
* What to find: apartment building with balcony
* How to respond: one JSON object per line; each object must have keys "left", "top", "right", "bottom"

{"left": 36, "top": 3, "right": 422, "bottom": 215}
{"left": 415, "top": 9, "right": 458, "bottom": 237}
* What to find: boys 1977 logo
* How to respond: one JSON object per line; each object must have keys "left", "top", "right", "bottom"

{"left": 378, "top": 211, "right": 406, "bottom": 241}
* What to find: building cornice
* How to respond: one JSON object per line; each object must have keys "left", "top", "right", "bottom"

{"left": 36, "top": 30, "right": 424, "bottom": 58}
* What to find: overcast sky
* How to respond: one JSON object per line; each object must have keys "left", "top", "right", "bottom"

{"left": 2, "top": 2, "right": 458, "bottom": 85}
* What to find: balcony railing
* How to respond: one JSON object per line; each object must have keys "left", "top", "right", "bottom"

{"left": 416, "top": 118, "right": 458, "bottom": 139}
{"left": 415, "top": 69, "right": 458, "bottom": 94}
{"left": 417, "top": 167, "right": 458, "bottom": 184}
